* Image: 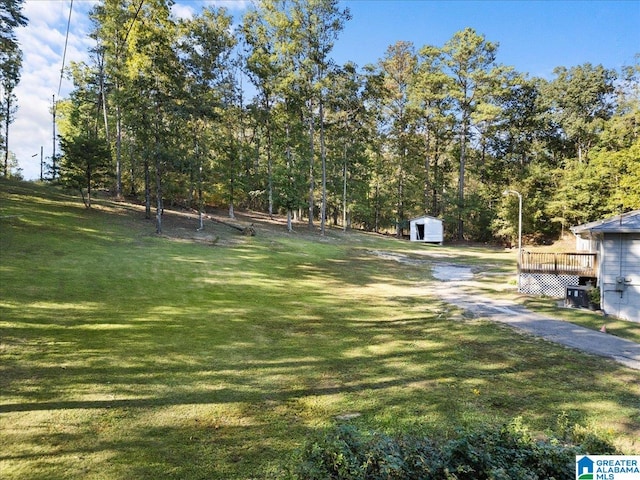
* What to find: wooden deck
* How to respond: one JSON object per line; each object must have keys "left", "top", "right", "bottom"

{"left": 519, "top": 251, "right": 598, "bottom": 277}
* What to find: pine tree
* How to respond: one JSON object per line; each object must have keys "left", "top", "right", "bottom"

{"left": 0, "top": 0, "right": 27, "bottom": 178}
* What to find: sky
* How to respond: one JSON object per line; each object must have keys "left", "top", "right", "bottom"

{"left": 10, "top": 0, "right": 640, "bottom": 180}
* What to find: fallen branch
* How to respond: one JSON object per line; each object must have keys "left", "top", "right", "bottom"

{"left": 211, "top": 216, "right": 256, "bottom": 236}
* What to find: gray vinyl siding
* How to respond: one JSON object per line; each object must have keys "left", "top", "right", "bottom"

{"left": 601, "top": 233, "right": 640, "bottom": 322}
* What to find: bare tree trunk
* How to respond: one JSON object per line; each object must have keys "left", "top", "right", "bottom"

{"left": 266, "top": 101, "right": 273, "bottom": 219}
{"left": 155, "top": 107, "right": 162, "bottom": 234}
{"left": 458, "top": 118, "right": 468, "bottom": 241}
{"left": 396, "top": 146, "right": 405, "bottom": 238}
{"left": 285, "top": 118, "right": 294, "bottom": 233}
{"left": 3, "top": 100, "right": 10, "bottom": 177}
{"left": 115, "top": 100, "right": 122, "bottom": 198}
{"left": 86, "top": 165, "right": 92, "bottom": 209}
{"left": 144, "top": 158, "right": 151, "bottom": 219}
{"left": 308, "top": 102, "right": 315, "bottom": 228}
{"left": 155, "top": 166, "right": 162, "bottom": 234}
{"left": 319, "top": 100, "right": 326, "bottom": 235}
{"left": 423, "top": 129, "right": 431, "bottom": 213}
{"left": 197, "top": 148, "right": 204, "bottom": 231}
{"left": 342, "top": 143, "right": 348, "bottom": 232}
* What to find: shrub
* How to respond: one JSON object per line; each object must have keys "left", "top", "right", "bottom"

{"left": 293, "top": 418, "right": 618, "bottom": 480}
{"left": 296, "top": 425, "right": 445, "bottom": 480}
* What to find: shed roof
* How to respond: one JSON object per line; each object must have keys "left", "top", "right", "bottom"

{"left": 571, "top": 210, "right": 640, "bottom": 235}
{"left": 409, "top": 215, "right": 442, "bottom": 222}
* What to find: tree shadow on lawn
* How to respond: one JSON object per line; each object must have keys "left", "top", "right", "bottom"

{"left": 1, "top": 418, "right": 298, "bottom": 480}
{"left": 3, "top": 295, "right": 639, "bottom": 477}
{"left": 2, "top": 208, "right": 639, "bottom": 477}
{"left": 2, "top": 296, "right": 638, "bottom": 422}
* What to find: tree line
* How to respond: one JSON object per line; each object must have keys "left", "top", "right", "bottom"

{"left": 0, "top": 0, "right": 27, "bottom": 179}
{"left": 50, "top": 0, "right": 639, "bottom": 241}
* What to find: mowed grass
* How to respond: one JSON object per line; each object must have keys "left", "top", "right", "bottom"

{"left": 1, "top": 179, "right": 639, "bottom": 480}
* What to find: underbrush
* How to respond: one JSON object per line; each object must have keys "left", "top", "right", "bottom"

{"left": 294, "top": 417, "right": 618, "bottom": 480}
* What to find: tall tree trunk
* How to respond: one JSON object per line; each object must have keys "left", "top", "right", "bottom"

{"left": 52, "top": 95, "right": 57, "bottom": 179}
{"left": 228, "top": 127, "right": 235, "bottom": 219}
{"left": 396, "top": 145, "right": 405, "bottom": 238}
{"left": 86, "top": 165, "right": 92, "bottom": 209}
{"left": 155, "top": 160, "right": 162, "bottom": 234}
{"left": 154, "top": 99, "right": 162, "bottom": 234}
{"left": 115, "top": 99, "right": 122, "bottom": 197}
{"left": 458, "top": 116, "right": 468, "bottom": 241}
{"left": 423, "top": 129, "right": 431, "bottom": 214}
{"left": 308, "top": 104, "right": 315, "bottom": 228}
{"left": 266, "top": 99, "right": 274, "bottom": 219}
{"left": 319, "top": 100, "right": 326, "bottom": 235}
{"left": 196, "top": 139, "right": 204, "bottom": 231}
{"left": 285, "top": 120, "right": 294, "bottom": 233}
{"left": 432, "top": 143, "right": 440, "bottom": 216}
{"left": 342, "top": 142, "right": 348, "bottom": 232}
{"left": 375, "top": 179, "right": 380, "bottom": 234}
{"left": 3, "top": 99, "right": 10, "bottom": 177}
{"left": 98, "top": 51, "right": 110, "bottom": 148}
{"left": 144, "top": 157, "right": 151, "bottom": 219}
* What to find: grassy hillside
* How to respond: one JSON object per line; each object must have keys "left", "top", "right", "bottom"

{"left": 1, "top": 179, "right": 638, "bottom": 479}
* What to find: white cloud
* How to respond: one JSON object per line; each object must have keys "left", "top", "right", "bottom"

{"left": 10, "top": 0, "right": 248, "bottom": 180}
{"left": 172, "top": 0, "right": 251, "bottom": 20}
{"left": 194, "top": 1, "right": 252, "bottom": 13}
{"left": 23, "top": 0, "right": 68, "bottom": 28}
{"left": 171, "top": 3, "right": 196, "bottom": 19}
{"left": 11, "top": 0, "right": 95, "bottom": 179}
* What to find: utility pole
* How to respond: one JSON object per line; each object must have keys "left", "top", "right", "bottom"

{"left": 52, "top": 94, "right": 56, "bottom": 179}
{"left": 32, "top": 147, "right": 44, "bottom": 180}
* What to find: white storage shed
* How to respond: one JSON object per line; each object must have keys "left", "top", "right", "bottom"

{"left": 409, "top": 216, "right": 443, "bottom": 244}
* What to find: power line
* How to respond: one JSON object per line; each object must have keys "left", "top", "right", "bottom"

{"left": 123, "top": 0, "right": 145, "bottom": 46}
{"left": 57, "top": 0, "right": 74, "bottom": 98}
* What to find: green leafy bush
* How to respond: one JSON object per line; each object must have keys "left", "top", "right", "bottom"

{"left": 294, "top": 418, "right": 618, "bottom": 480}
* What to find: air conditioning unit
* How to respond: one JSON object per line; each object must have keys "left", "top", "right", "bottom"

{"left": 565, "top": 285, "right": 590, "bottom": 308}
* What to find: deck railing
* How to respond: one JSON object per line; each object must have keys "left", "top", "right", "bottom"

{"left": 519, "top": 251, "right": 598, "bottom": 277}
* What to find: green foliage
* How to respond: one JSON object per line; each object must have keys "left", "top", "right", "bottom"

{"left": 1, "top": 0, "right": 26, "bottom": 178}
{"left": 62, "top": 0, "right": 639, "bottom": 242}
{"left": 541, "top": 63, "right": 617, "bottom": 162}
{"left": 59, "top": 134, "right": 112, "bottom": 205}
{"left": 0, "top": 0, "right": 27, "bottom": 75}
{"left": 587, "top": 286, "right": 601, "bottom": 305}
{"left": 295, "top": 418, "right": 618, "bottom": 480}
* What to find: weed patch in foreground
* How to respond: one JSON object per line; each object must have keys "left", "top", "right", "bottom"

{"left": 295, "top": 419, "right": 618, "bottom": 480}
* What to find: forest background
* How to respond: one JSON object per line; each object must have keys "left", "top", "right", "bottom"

{"left": 2, "top": 0, "right": 639, "bottom": 243}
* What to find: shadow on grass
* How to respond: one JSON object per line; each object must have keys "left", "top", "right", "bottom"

{"left": 2, "top": 180, "right": 639, "bottom": 479}
{"left": 3, "top": 286, "right": 639, "bottom": 478}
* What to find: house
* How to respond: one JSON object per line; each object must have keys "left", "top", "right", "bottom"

{"left": 571, "top": 210, "right": 640, "bottom": 323}
{"left": 409, "top": 216, "right": 443, "bottom": 244}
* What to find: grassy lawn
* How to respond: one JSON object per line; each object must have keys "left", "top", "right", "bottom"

{"left": 1, "top": 179, "right": 639, "bottom": 479}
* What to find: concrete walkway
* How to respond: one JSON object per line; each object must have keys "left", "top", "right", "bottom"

{"left": 433, "top": 283, "right": 640, "bottom": 371}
